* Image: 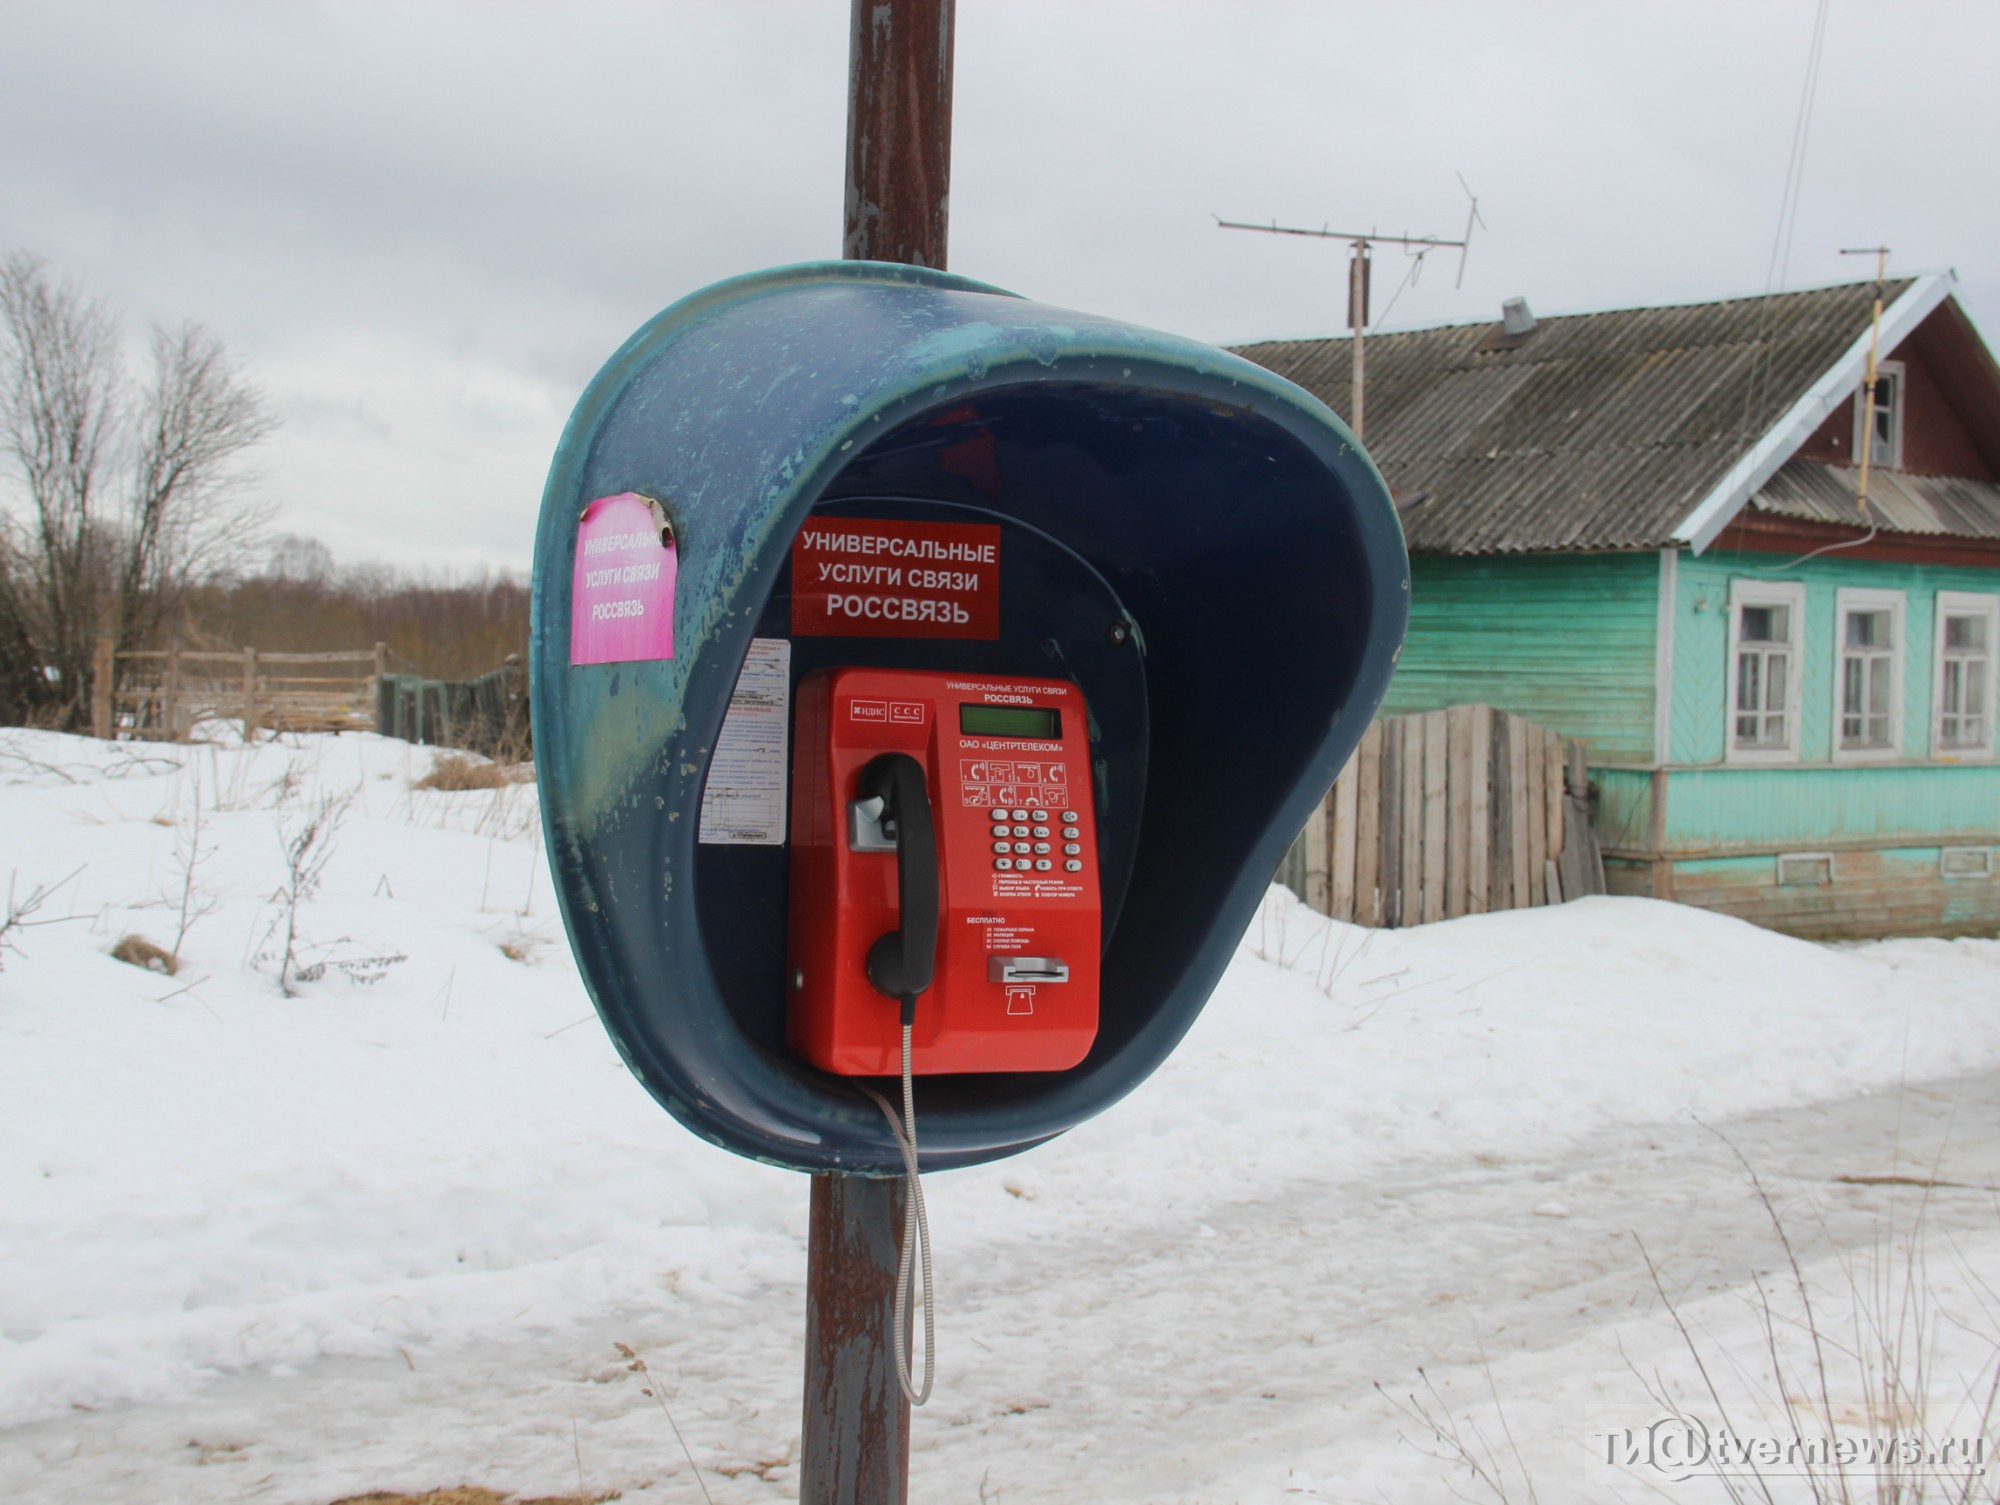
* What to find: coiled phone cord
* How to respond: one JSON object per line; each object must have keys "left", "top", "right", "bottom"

{"left": 861, "top": 1005, "right": 934, "bottom": 1406}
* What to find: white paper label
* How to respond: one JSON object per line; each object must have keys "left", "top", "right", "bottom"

{"left": 697, "top": 637, "right": 791, "bottom": 846}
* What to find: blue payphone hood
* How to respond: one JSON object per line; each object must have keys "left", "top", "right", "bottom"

{"left": 532, "top": 260, "right": 1407, "bottom": 1174}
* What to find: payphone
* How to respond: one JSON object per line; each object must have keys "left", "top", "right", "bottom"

{"left": 787, "top": 667, "right": 1100, "bottom": 1077}
{"left": 530, "top": 259, "right": 1409, "bottom": 1177}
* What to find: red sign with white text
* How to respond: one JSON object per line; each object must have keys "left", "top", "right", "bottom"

{"left": 791, "top": 517, "right": 1000, "bottom": 640}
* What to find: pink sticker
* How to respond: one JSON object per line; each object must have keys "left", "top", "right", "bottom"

{"left": 570, "top": 492, "right": 678, "bottom": 666}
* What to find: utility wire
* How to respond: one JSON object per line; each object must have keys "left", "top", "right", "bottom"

{"left": 1726, "top": 0, "right": 1835, "bottom": 550}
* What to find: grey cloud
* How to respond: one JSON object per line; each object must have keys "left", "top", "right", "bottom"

{"left": 3, "top": 0, "right": 1995, "bottom": 572}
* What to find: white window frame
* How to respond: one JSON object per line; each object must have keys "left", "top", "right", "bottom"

{"left": 1852, "top": 359, "right": 1905, "bottom": 470}
{"left": 1777, "top": 851, "right": 1835, "bottom": 887}
{"left": 1933, "top": 590, "right": 1999, "bottom": 761}
{"left": 1725, "top": 579, "right": 1805, "bottom": 764}
{"left": 1832, "top": 587, "right": 1907, "bottom": 762}
{"left": 1941, "top": 847, "right": 1995, "bottom": 881}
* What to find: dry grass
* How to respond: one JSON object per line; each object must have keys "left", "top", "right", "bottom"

{"left": 111, "top": 933, "right": 177, "bottom": 974}
{"left": 413, "top": 753, "right": 534, "bottom": 792}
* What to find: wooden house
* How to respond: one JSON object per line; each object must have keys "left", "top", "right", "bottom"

{"left": 1236, "top": 274, "right": 2000, "bottom": 938}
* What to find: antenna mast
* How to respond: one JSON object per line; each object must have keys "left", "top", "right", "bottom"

{"left": 1838, "top": 245, "right": 1891, "bottom": 518}
{"left": 1217, "top": 180, "right": 1482, "bottom": 441}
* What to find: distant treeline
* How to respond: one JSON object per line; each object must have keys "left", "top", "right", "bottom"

{"left": 183, "top": 535, "right": 528, "bottom": 682}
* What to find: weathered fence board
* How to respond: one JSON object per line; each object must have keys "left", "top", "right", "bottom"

{"left": 1467, "top": 705, "right": 1491, "bottom": 915}
{"left": 1330, "top": 758, "right": 1359, "bottom": 921}
{"left": 1353, "top": 723, "right": 1383, "bottom": 925}
{"left": 1420, "top": 709, "right": 1447, "bottom": 924}
{"left": 1289, "top": 704, "right": 1606, "bottom": 929}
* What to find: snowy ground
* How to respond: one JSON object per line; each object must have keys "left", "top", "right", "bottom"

{"left": 3, "top": 728, "right": 1999, "bottom": 1504}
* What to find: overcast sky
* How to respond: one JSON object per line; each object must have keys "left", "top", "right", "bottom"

{"left": 4, "top": 1, "right": 1996, "bottom": 575}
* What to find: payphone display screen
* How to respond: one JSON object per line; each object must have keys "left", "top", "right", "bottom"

{"left": 959, "top": 704, "right": 1060, "bottom": 738}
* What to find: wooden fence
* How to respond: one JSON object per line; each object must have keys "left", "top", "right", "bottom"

{"left": 92, "top": 639, "right": 386, "bottom": 741}
{"left": 1285, "top": 704, "right": 1605, "bottom": 927}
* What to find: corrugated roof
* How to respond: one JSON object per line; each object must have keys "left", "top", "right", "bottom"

{"left": 1232, "top": 280, "right": 1914, "bottom": 554}
{"left": 1752, "top": 459, "right": 2000, "bottom": 540}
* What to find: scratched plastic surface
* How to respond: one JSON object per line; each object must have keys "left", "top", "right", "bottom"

{"left": 530, "top": 260, "right": 1408, "bottom": 1174}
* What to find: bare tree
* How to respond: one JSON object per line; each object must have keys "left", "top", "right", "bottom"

{"left": 0, "top": 253, "right": 277, "bottom": 726}
{"left": 0, "top": 256, "right": 116, "bottom": 721}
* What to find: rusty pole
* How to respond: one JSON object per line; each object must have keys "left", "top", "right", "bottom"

{"left": 800, "top": 5, "right": 955, "bottom": 1503}
{"left": 842, "top": 0, "right": 954, "bottom": 268}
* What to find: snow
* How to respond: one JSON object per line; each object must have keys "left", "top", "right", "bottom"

{"left": 3, "top": 727, "right": 1998, "bottom": 1503}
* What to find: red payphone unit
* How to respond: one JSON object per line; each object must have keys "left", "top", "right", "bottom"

{"left": 787, "top": 666, "right": 1101, "bottom": 1076}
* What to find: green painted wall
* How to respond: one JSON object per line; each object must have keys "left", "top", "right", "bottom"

{"left": 1670, "top": 548, "right": 2000, "bottom": 765}
{"left": 1383, "top": 551, "right": 1659, "bottom": 763}
{"left": 1662, "top": 763, "right": 2000, "bottom": 848}
{"left": 1593, "top": 767, "right": 1656, "bottom": 852}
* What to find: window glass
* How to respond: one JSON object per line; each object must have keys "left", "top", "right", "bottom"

{"left": 1741, "top": 605, "right": 1783, "bottom": 642}
{"left": 1860, "top": 369, "right": 1901, "bottom": 468}
{"left": 1839, "top": 602, "right": 1898, "bottom": 751}
{"left": 1731, "top": 593, "right": 1797, "bottom": 753}
{"left": 1940, "top": 607, "right": 1993, "bottom": 750}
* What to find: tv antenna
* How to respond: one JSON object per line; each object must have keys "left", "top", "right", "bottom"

{"left": 1217, "top": 176, "right": 1483, "bottom": 440}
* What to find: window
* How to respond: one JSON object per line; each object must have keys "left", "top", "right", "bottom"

{"left": 1852, "top": 361, "right": 1904, "bottom": 470}
{"left": 1834, "top": 588, "right": 1906, "bottom": 759}
{"left": 1777, "top": 852, "right": 1834, "bottom": 887}
{"left": 1726, "top": 581, "right": 1804, "bottom": 761}
{"left": 1941, "top": 847, "right": 1994, "bottom": 881}
{"left": 1934, "top": 592, "right": 1998, "bottom": 759}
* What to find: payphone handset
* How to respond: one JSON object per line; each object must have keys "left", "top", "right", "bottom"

{"left": 787, "top": 666, "right": 1101, "bottom": 1076}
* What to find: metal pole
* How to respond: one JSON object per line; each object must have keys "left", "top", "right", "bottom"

{"left": 801, "top": 1174, "right": 911, "bottom": 1503}
{"left": 843, "top": 0, "right": 955, "bottom": 268}
{"left": 1215, "top": 211, "right": 1475, "bottom": 441}
{"left": 802, "top": 4, "right": 955, "bottom": 1502}
{"left": 1845, "top": 246, "right": 1890, "bottom": 517}
{"left": 1348, "top": 242, "right": 1369, "bottom": 443}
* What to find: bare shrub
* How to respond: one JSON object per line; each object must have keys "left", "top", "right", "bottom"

{"left": 0, "top": 864, "right": 85, "bottom": 969}
{"left": 1386, "top": 1138, "right": 2000, "bottom": 1504}
{"left": 287, "top": 936, "right": 407, "bottom": 988}
{"left": 252, "top": 790, "right": 405, "bottom": 995}
{"left": 1626, "top": 1143, "right": 2000, "bottom": 1504}
{"left": 165, "top": 775, "right": 221, "bottom": 965}
{"left": 1376, "top": 1361, "right": 1539, "bottom": 1505}
{"left": 260, "top": 791, "right": 351, "bottom": 996}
